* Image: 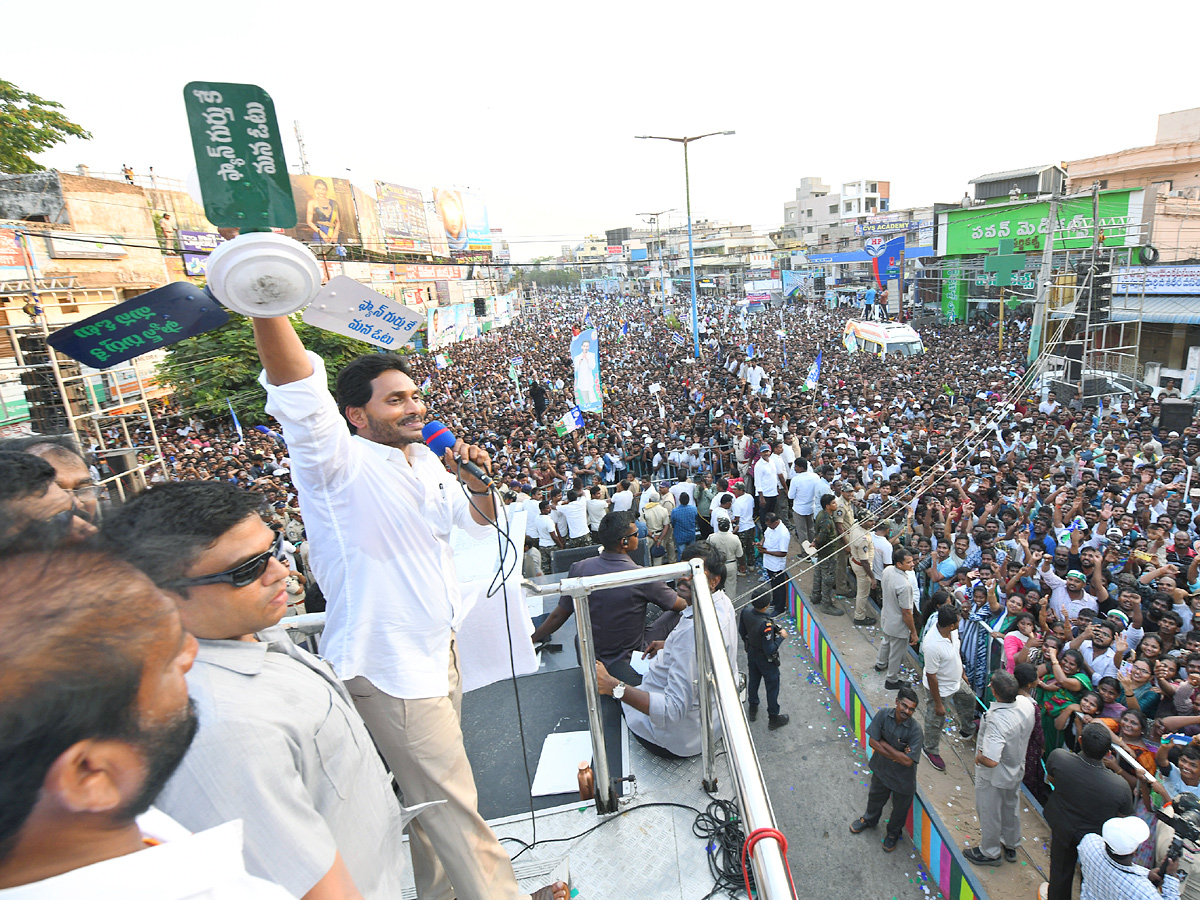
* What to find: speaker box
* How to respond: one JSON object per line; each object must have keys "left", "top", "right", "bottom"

{"left": 1159, "top": 399, "right": 1195, "bottom": 435}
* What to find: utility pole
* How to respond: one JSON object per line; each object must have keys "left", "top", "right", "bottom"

{"left": 294, "top": 120, "right": 310, "bottom": 175}
{"left": 1027, "top": 193, "right": 1060, "bottom": 369}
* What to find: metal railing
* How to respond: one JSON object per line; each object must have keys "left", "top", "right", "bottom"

{"left": 281, "top": 559, "right": 796, "bottom": 899}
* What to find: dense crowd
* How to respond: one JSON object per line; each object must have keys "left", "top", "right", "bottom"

{"left": 4, "top": 286, "right": 1200, "bottom": 898}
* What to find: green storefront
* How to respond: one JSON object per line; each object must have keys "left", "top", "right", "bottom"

{"left": 935, "top": 189, "right": 1145, "bottom": 320}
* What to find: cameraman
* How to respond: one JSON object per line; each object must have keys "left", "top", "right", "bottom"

{"left": 1078, "top": 817, "right": 1180, "bottom": 900}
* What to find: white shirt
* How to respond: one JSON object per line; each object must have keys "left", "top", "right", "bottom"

{"left": 560, "top": 497, "right": 591, "bottom": 539}
{"left": 0, "top": 811, "right": 297, "bottom": 900}
{"left": 871, "top": 533, "right": 893, "bottom": 580}
{"left": 789, "top": 470, "right": 821, "bottom": 515}
{"left": 586, "top": 497, "right": 609, "bottom": 530}
{"left": 762, "top": 522, "right": 790, "bottom": 572}
{"left": 261, "top": 353, "right": 492, "bottom": 699}
{"left": 522, "top": 498, "right": 542, "bottom": 537}
{"left": 921, "top": 628, "right": 965, "bottom": 697}
{"left": 536, "top": 513, "right": 558, "bottom": 548}
{"left": 731, "top": 492, "right": 756, "bottom": 532}
{"left": 611, "top": 489, "right": 634, "bottom": 512}
{"left": 754, "top": 458, "right": 779, "bottom": 497}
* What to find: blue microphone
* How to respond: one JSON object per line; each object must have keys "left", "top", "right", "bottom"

{"left": 422, "top": 420, "right": 492, "bottom": 487}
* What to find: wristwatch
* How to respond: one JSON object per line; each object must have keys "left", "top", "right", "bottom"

{"left": 612, "top": 682, "right": 626, "bottom": 701}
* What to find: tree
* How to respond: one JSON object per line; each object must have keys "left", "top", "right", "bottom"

{"left": 159, "top": 316, "right": 383, "bottom": 426}
{"left": 0, "top": 80, "right": 92, "bottom": 174}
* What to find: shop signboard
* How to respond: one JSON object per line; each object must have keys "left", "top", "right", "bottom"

{"left": 1113, "top": 264, "right": 1200, "bottom": 295}
{"left": 938, "top": 189, "right": 1143, "bottom": 256}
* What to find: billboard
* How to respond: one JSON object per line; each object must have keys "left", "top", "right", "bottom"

{"left": 353, "top": 184, "right": 384, "bottom": 252}
{"left": 432, "top": 188, "right": 491, "bottom": 258}
{"left": 286, "top": 175, "right": 359, "bottom": 245}
{"left": 179, "top": 231, "right": 223, "bottom": 277}
{"left": 375, "top": 182, "right": 432, "bottom": 252}
{"left": 426, "top": 303, "right": 478, "bottom": 349}
{"left": 0, "top": 227, "right": 39, "bottom": 280}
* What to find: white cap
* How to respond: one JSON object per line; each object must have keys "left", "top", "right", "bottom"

{"left": 1101, "top": 816, "right": 1149, "bottom": 855}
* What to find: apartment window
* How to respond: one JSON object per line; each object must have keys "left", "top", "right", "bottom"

{"left": 844, "top": 201, "right": 853, "bottom": 212}
{"left": 1098, "top": 180, "right": 1108, "bottom": 189}
{"left": 829, "top": 204, "right": 837, "bottom": 215}
{"left": 806, "top": 209, "right": 813, "bottom": 218}
{"left": 787, "top": 211, "right": 795, "bottom": 220}
{"left": 865, "top": 199, "right": 876, "bottom": 211}
{"left": 868, "top": 182, "right": 878, "bottom": 193}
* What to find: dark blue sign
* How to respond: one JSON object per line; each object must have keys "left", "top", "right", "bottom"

{"left": 47, "top": 282, "right": 229, "bottom": 369}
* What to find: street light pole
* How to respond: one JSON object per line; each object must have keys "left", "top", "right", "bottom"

{"left": 638, "top": 208, "right": 675, "bottom": 318}
{"left": 636, "top": 131, "right": 735, "bottom": 359}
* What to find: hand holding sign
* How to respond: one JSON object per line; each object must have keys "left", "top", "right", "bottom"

{"left": 302, "top": 276, "right": 423, "bottom": 350}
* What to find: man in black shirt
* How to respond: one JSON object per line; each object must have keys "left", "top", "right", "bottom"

{"left": 850, "top": 685, "right": 922, "bottom": 852}
{"left": 1043, "top": 722, "right": 1136, "bottom": 900}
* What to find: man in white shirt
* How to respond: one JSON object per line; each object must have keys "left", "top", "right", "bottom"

{"left": 758, "top": 512, "right": 791, "bottom": 616}
{"left": 586, "top": 485, "right": 610, "bottom": 540}
{"left": 919, "top": 605, "right": 979, "bottom": 771}
{"left": 1071, "top": 619, "right": 1123, "bottom": 680}
{"left": 0, "top": 549, "right": 292, "bottom": 900}
{"left": 611, "top": 480, "right": 634, "bottom": 512}
{"left": 536, "top": 499, "right": 561, "bottom": 573}
{"left": 754, "top": 445, "right": 782, "bottom": 524}
{"left": 559, "top": 489, "right": 592, "bottom": 548}
{"left": 522, "top": 486, "right": 544, "bottom": 540}
{"left": 251, "top": 317, "right": 565, "bottom": 900}
{"left": 871, "top": 521, "right": 895, "bottom": 582}
{"left": 730, "top": 483, "right": 757, "bottom": 575}
{"left": 788, "top": 459, "right": 821, "bottom": 545}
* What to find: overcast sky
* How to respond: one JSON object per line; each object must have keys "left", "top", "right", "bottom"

{"left": 8, "top": 0, "right": 1197, "bottom": 261}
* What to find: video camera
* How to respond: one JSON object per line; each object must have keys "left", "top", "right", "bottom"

{"left": 1156, "top": 792, "right": 1200, "bottom": 864}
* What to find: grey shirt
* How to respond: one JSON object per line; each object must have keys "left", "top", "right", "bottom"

{"left": 155, "top": 625, "right": 408, "bottom": 899}
{"left": 975, "top": 699, "right": 1036, "bottom": 789}
{"left": 867, "top": 707, "right": 923, "bottom": 794}
{"left": 880, "top": 565, "right": 915, "bottom": 639}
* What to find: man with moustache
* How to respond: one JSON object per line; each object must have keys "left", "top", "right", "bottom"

{"left": 0, "top": 549, "right": 290, "bottom": 898}
{"left": 249, "top": 318, "right": 566, "bottom": 900}
{"left": 103, "top": 481, "right": 415, "bottom": 900}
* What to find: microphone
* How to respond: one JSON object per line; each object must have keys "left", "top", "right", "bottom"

{"left": 422, "top": 420, "right": 493, "bottom": 487}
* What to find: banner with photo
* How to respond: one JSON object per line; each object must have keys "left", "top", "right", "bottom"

{"left": 286, "top": 175, "right": 359, "bottom": 246}
{"left": 352, "top": 184, "right": 384, "bottom": 252}
{"left": 432, "top": 188, "right": 491, "bottom": 258}
{"left": 782, "top": 270, "right": 812, "bottom": 301}
{"left": 375, "top": 182, "right": 432, "bottom": 252}
{"left": 425, "top": 303, "right": 479, "bottom": 350}
{"left": 570, "top": 328, "right": 602, "bottom": 413}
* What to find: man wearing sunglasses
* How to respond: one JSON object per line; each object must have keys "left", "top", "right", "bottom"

{"left": 0, "top": 450, "right": 96, "bottom": 550}
{"left": 101, "top": 481, "right": 414, "bottom": 900}
{"left": 249, "top": 317, "right": 567, "bottom": 900}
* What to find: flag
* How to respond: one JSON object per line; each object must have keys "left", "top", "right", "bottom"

{"left": 435, "top": 354, "right": 449, "bottom": 369}
{"left": 747, "top": 343, "right": 755, "bottom": 357}
{"left": 556, "top": 406, "right": 585, "bottom": 436}
{"left": 621, "top": 321, "right": 629, "bottom": 337}
{"left": 227, "top": 399, "right": 244, "bottom": 442}
{"left": 843, "top": 332, "right": 857, "bottom": 353}
{"left": 671, "top": 333, "right": 686, "bottom": 347}
{"left": 420, "top": 376, "right": 431, "bottom": 393}
{"left": 1092, "top": 397, "right": 1103, "bottom": 436}
{"left": 803, "top": 351, "right": 822, "bottom": 392}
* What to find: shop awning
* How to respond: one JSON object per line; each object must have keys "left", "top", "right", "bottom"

{"left": 1112, "top": 295, "right": 1200, "bottom": 324}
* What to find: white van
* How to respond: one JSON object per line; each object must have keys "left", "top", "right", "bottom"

{"left": 843, "top": 320, "right": 925, "bottom": 357}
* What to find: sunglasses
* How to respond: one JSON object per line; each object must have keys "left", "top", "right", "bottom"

{"left": 170, "top": 531, "right": 286, "bottom": 589}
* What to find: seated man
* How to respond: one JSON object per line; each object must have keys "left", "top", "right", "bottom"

{"left": 596, "top": 541, "right": 739, "bottom": 758}
{"left": 0, "top": 548, "right": 291, "bottom": 898}
{"left": 101, "top": 481, "right": 414, "bottom": 900}
{"left": 531, "top": 510, "right": 687, "bottom": 685}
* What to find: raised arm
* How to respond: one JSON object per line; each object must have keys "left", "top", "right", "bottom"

{"left": 253, "top": 316, "right": 315, "bottom": 386}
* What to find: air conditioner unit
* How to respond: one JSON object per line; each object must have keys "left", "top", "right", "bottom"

{"left": 1169, "top": 190, "right": 1187, "bottom": 198}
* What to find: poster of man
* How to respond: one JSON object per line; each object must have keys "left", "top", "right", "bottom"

{"left": 432, "top": 188, "right": 492, "bottom": 257}
{"left": 376, "top": 182, "right": 431, "bottom": 252}
{"left": 570, "top": 328, "right": 602, "bottom": 412}
{"left": 286, "top": 175, "right": 359, "bottom": 246}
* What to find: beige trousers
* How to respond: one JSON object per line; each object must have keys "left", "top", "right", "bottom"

{"left": 345, "top": 638, "right": 525, "bottom": 900}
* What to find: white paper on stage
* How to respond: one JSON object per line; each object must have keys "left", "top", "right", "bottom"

{"left": 530, "top": 731, "right": 593, "bottom": 797}
{"left": 452, "top": 508, "right": 540, "bottom": 693}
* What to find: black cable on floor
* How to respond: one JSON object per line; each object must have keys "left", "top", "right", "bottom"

{"left": 692, "top": 797, "right": 749, "bottom": 898}
{"left": 500, "top": 800, "right": 703, "bottom": 863}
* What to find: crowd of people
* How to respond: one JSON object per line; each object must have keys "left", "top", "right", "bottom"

{"left": 2, "top": 284, "right": 1199, "bottom": 899}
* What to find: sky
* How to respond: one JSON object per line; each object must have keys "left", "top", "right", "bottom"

{"left": 7, "top": 0, "right": 1198, "bottom": 262}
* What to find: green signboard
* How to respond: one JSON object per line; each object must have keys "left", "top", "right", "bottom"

{"left": 941, "top": 189, "right": 1143, "bottom": 256}
{"left": 183, "top": 82, "right": 296, "bottom": 229}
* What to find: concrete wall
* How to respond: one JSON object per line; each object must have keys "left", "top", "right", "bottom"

{"left": 0, "top": 172, "right": 69, "bottom": 224}
{"left": 1158, "top": 108, "right": 1200, "bottom": 145}
{"left": 43, "top": 174, "right": 168, "bottom": 289}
